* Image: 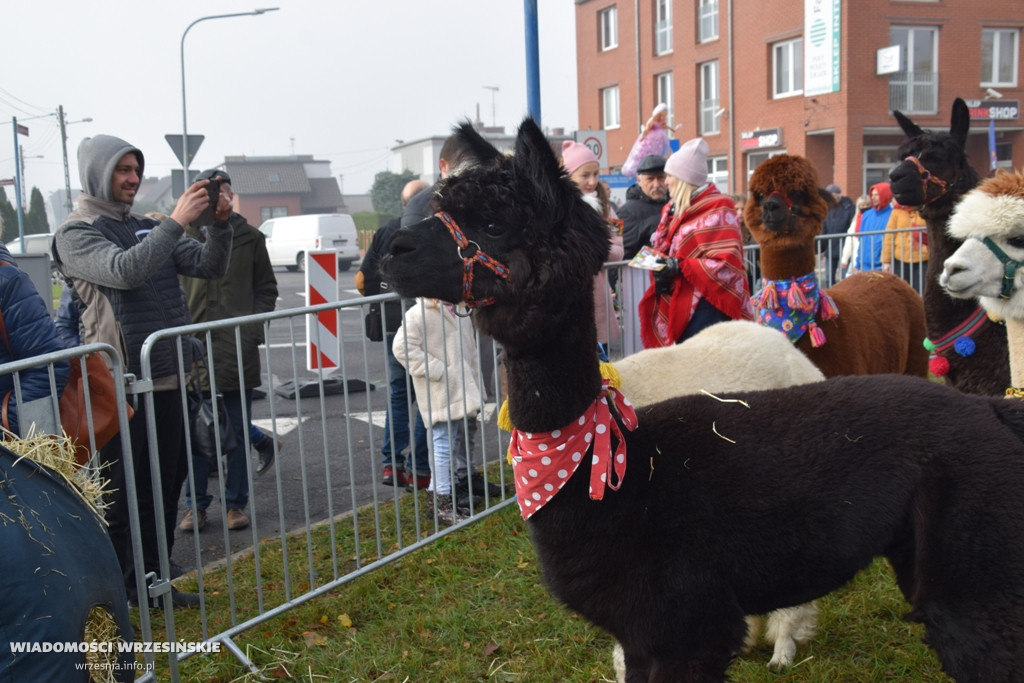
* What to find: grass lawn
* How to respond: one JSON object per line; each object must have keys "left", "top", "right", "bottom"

{"left": 138, "top": 490, "right": 951, "bottom": 682}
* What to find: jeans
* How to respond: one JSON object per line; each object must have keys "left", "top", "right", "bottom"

{"left": 430, "top": 418, "right": 478, "bottom": 495}
{"left": 382, "top": 334, "right": 429, "bottom": 475}
{"left": 184, "top": 388, "right": 251, "bottom": 512}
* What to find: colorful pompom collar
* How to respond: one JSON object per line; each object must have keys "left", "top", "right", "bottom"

{"left": 751, "top": 273, "right": 838, "bottom": 347}
{"left": 922, "top": 306, "right": 994, "bottom": 378}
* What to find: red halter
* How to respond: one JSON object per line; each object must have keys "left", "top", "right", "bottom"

{"left": 903, "top": 155, "right": 949, "bottom": 205}
{"left": 436, "top": 211, "right": 511, "bottom": 309}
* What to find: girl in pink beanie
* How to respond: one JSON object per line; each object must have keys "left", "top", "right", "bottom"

{"left": 638, "top": 137, "right": 752, "bottom": 347}
{"left": 560, "top": 140, "right": 623, "bottom": 355}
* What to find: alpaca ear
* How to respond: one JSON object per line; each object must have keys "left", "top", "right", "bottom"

{"left": 949, "top": 98, "right": 971, "bottom": 150}
{"left": 894, "top": 109, "right": 924, "bottom": 139}
{"left": 513, "top": 117, "right": 565, "bottom": 187}
{"left": 453, "top": 120, "right": 502, "bottom": 165}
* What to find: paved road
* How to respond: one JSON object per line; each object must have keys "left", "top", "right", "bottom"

{"left": 171, "top": 265, "right": 386, "bottom": 570}
{"left": 169, "top": 266, "right": 507, "bottom": 572}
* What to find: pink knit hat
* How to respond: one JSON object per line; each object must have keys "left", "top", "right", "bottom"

{"left": 664, "top": 137, "right": 709, "bottom": 186}
{"left": 561, "top": 140, "right": 600, "bottom": 175}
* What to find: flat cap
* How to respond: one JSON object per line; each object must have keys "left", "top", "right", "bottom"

{"left": 636, "top": 154, "right": 666, "bottom": 175}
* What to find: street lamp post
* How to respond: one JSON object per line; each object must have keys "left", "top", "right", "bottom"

{"left": 180, "top": 8, "right": 279, "bottom": 183}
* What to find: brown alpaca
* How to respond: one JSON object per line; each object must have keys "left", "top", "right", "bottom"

{"left": 745, "top": 154, "right": 929, "bottom": 379}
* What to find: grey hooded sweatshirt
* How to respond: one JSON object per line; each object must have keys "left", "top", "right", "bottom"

{"left": 52, "top": 134, "right": 232, "bottom": 384}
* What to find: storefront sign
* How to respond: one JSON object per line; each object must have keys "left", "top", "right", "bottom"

{"left": 964, "top": 99, "right": 1020, "bottom": 120}
{"left": 740, "top": 128, "right": 784, "bottom": 150}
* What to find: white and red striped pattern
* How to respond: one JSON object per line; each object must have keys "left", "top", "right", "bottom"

{"left": 305, "top": 251, "right": 339, "bottom": 371}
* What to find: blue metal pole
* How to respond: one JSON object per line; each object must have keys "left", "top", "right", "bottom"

{"left": 524, "top": 0, "right": 541, "bottom": 126}
{"left": 11, "top": 117, "right": 24, "bottom": 243}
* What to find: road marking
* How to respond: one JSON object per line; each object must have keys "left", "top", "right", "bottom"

{"left": 251, "top": 416, "right": 308, "bottom": 435}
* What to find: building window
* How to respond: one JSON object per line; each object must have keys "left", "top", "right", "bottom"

{"left": 699, "top": 61, "right": 720, "bottom": 135}
{"left": 982, "top": 29, "right": 1019, "bottom": 87}
{"left": 655, "top": 72, "right": 674, "bottom": 128}
{"left": 260, "top": 206, "right": 288, "bottom": 222}
{"left": 698, "top": 0, "right": 718, "bottom": 43}
{"left": 602, "top": 85, "right": 621, "bottom": 129}
{"left": 708, "top": 156, "right": 728, "bottom": 189}
{"left": 600, "top": 6, "right": 618, "bottom": 51}
{"left": 773, "top": 38, "right": 804, "bottom": 98}
{"left": 655, "top": 0, "right": 672, "bottom": 55}
{"left": 862, "top": 147, "right": 901, "bottom": 197}
{"left": 889, "top": 26, "right": 939, "bottom": 114}
{"left": 746, "top": 150, "right": 787, "bottom": 183}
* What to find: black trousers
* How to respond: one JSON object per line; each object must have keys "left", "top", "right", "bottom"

{"left": 100, "top": 388, "right": 186, "bottom": 598}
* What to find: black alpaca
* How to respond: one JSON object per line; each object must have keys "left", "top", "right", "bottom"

{"left": 889, "top": 97, "right": 1009, "bottom": 396}
{"left": 381, "top": 118, "right": 1024, "bottom": 683}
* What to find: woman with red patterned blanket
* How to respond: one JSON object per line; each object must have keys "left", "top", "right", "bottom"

{"left": 638, "top": 137, "right": 753, "bottom": 347}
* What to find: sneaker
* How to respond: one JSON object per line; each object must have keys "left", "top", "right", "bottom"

{"left": 434, "top": 494, "right": 469, "bottom": 526}
{"left": 254, "top": 436, "right": 279, "bottom": 476}
{"left": 179, "top": 508, "right": 207, "bottom": 532}
{"left": 169, "top": 562, "right": 189, "bottom": 579}
{"left": 453, "top": 478, "right": 484, "bottom": 514}
{"left": 226, "top": 508, "right": 250, "bottom": 530}
{"left": 380, "top": 466, "right": 409, "bottom": 487}
{"left": 404, "top": 472, "right": 431, "bottom": 491}
{"left": 468, "top": 472, "right": 508, "bottom": 499}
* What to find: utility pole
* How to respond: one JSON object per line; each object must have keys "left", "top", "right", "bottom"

{"left": 58, "top": 105, "right": 72, "bottom": 215}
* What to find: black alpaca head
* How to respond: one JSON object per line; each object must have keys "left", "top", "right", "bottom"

{"left": 889, "top": 98, "right": 980, "bottom": 216}
{"left": 380, "top": 118, "right": 611, "bottom": 345}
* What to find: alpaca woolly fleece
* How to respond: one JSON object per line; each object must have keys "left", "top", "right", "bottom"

{"left": 560, "top": 140, "right": 599, "bottom": 175}
{"left": 947, "top": 171, "right": 1024, "bottom": 243}
{"left": 664, "top": 137, "right": 709, "bottom": 186}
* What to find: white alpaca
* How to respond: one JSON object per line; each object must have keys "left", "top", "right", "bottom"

{"left": 611, "top": 319, "right": 824, "bottom": 677}
{"left": 940, "top": 170, "right": 1024, "bottom": 388}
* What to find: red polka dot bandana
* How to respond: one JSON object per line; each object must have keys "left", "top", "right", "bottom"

{"left": 509, "top": 382, "right": 638, "bottom": 520}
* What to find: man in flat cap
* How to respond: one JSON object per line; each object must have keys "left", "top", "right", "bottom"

{"left": 617, "top": 154, "right": 671, "bottom": 354}
{"left": 179, "top": 169, "right": 278, "bottom": 535}
{"left": 618, "top": 154, "right": 670, "bottom": 260}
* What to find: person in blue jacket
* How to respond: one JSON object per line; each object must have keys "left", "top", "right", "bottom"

{"left": 0, "top": 237, "right": 69, "bottom": 436}
{"left": 853, "top": 182, "right": 893, "bottom": 273}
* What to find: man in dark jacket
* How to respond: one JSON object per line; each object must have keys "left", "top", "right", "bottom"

{"left": 52, "top": 134, "right": 232, "bottom": 608}
{"left": 822, "top": 184, "right": 856, "bottom": 286}
{"left": 618, "top": 154, "right": 670, "bottom": 259}
{"left": 178, "top": 169, "right": 278, "bottom": 534}
{"left": 358, "top": 180, "right": 431, "bottom": 489}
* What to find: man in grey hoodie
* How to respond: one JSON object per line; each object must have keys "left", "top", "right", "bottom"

{"left": 53, "top": 134, "right": 232, "bottom": 609}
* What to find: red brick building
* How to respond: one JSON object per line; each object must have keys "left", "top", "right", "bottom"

{"left": 575, "top": 0, "right": 1023, "bottom": 199}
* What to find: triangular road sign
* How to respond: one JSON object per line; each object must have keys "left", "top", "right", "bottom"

{"left": 165, "top": 134, "right": 205, "bottom": 166}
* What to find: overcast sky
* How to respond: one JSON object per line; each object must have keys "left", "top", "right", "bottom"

{"left": 0, "top": 1, "right": 578, "bottom": 207}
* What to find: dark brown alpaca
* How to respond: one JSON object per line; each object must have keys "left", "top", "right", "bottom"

{"left": 745, "top": 154, "right": 930, "bottom": 379}
{"left": 889, "top": 97, "right": 1009, "bottom": 395}
{"left": 380, "top": 118, "right": 1024, "bottom": 683}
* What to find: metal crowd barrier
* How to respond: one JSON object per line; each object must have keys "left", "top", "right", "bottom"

{"left": 0, "top": 227, "right": 927, "bottom": 679}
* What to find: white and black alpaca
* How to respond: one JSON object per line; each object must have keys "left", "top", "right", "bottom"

{"left": 889, "top": 97, "right": 1009, "bottom": 394}
{"left": 380, "top": 119, "right": 1024, "bottom": 683}
{"left": 941, "top": 170, "right": 1024, "bottom": 391}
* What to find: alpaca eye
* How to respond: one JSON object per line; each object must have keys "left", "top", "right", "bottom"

{"left": 484, "top": 223, "right": 506, "bottom": 238}
{"left": 1007, "top": 236, "right": 1024, "bottom": 250}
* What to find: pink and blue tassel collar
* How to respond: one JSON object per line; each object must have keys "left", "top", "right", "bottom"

{"left": 752, "top": 272, "right": 839, "bottom": 347}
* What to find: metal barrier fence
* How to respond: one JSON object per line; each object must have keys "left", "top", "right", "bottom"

{"left": 0, "top": 226, "right": 926, "bottom": 680}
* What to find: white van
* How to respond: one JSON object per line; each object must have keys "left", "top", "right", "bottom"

{"left": 258, "top": 213, "right": 360, "bottom": 272}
